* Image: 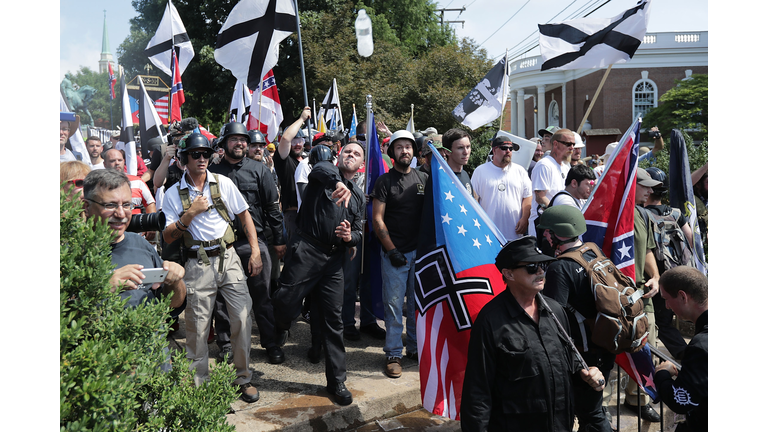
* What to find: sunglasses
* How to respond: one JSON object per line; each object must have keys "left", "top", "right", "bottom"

{"left": 188, "top": 151, "right": 211, "bottom": 160}
{"left": 512, "top": 262, "right": 549, "bottom": 274}
{"left": 495, "top": 144, "right": 519, "bottom": 152}
{"left": 67, "top": 178, "right": 84, "bottom": 188}
{"left": 556, "top": 139, "right": 576, "bottom": 147}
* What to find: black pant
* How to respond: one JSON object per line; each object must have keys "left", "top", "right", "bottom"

{"left": 575, "top": 349, "right": 615, "bottom": 432}
{"left": 213, "top": 237, "right": 277, "bottom": 349}
{"left": 273, "top": 237, "right": 347, "bottom": 386}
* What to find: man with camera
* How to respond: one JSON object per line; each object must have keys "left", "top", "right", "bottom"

{"left": 209, "top": 122, "right": 287, "bottom": 365}
{"left": 161, "top": 132, "right": 263, "bottom": 403}
{"left": 81, "top": 169, "right": 186, "bottom": 310}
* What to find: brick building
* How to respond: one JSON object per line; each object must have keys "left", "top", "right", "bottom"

{"left": 501, "top": 31, "right": 707, "bottom": 157}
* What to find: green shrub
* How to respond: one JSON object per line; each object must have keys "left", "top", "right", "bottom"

{"left": 60, "top": 189, "right": 238, "bottom": 431}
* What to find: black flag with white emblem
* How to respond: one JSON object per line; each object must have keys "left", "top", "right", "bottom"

{"left": 452, "top": 55, "right": 509, "bottom": 130}
{"left": 538, "top": 0, "right": 652, "bottom": 71}
{"left": 214, "top": 0, "right": 297, "bottom": 92}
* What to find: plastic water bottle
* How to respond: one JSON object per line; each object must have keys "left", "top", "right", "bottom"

{"left": 355, "top": 9, "right": 373, "bottom": 57}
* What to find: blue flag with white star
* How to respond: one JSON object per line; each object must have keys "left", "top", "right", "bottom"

{"left": 414, "top": 143, "right": 508, "bottom": 419}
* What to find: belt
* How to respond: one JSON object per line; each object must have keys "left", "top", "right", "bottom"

{"left": 297, "top": 229, "right": 341, "bottom": 255}
{"left": 185, "top": 243, "right": 233, "bottom": 259}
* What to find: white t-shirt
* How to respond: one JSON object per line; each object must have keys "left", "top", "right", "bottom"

{"left": 550, "top": 190, "right": 583, "bottom": 210}
{"left": 294, "top": 158, "right": 312, "bottom": 210}
{"left": 471, "top": 161, "right": 532, "bottom": 242}
{"left": 528, "top": 155, "right": 569, "bottom": 235}
{"left": 162, "top": 170, "right": 248, "bottom": 246}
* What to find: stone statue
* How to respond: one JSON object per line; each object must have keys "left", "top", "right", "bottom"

{"left": 61, "top": 75, "right": 97, "bottom": 127}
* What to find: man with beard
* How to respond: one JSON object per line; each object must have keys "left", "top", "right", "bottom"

{"left": 82, "top": 169, "right": 185, "bottom": 309}
{"left": 275, "top": 107, "right": 312, "bottom": 240}
{"left": 528, "top": 128, "right": 574, "bottom": 236}
{"left": 209, "top": 122, "right": 286, "bottom": 365}
{"left": 85, "top": 136, "right": 105, "bottom": 169}
{"left": 161, "top": 132, "right": 263, "bottom": 403}
{"left": 371, "top": 130, "right": 428, "bottom": 378}
{"left": 272, "top": 141, "right": 366, "bottom": 405}
{"left": 471, "top": 136, "right": 532, "bottom": 241}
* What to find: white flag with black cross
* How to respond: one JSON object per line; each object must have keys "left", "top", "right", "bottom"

{"left": 538, "top": 0, "right": 652, "bottom": 71}
{"left": 145, "top": 0, "right": 195, "bottom": 77}
{"left": 214, "top": 0, "right": 297, "bottom": 92}
{"left": 317, "top": 78, "right": 344, "bottom": 131}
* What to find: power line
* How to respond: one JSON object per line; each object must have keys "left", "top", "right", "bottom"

{"left": 477, "top": 0, "right": 532, "bottom": 48}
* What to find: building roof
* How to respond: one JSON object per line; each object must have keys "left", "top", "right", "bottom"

{"left": 583, "top": 128, "right": 622, "bottom": 136}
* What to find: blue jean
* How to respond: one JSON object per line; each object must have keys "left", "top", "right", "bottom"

{"left": 380, "top": 249, "right": 417, "bottom": 358}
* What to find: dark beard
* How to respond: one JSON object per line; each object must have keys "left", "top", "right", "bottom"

{"left": 224, "top": 145, "right": 244, "bottom": 161}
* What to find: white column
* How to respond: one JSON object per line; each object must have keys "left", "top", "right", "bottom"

{"left": 537, "top": 85, "right": 546, "bottom": 132}
{"left": 509, "top": 90, "right": 518, "bottom": 135}
{"left": 561, "top": 83, "right": 567, "bottom": 130}
{"left": 516, "top": 89, "right": 525, "bottom": 138}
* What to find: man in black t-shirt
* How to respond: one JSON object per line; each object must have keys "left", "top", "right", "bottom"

{"left": 274, "top": 107, "right": 311, "bottom": 242}
{"left": 371, "top": 130, "right": 428, "bottom": 379}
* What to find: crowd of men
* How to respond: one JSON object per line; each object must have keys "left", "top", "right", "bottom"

{"left": 60, "top": 108, "right": 707, "bottom": 430}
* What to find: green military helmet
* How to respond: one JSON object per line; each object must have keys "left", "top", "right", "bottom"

{"left": 538, "top": 205, "right": 587, "bottom": 239}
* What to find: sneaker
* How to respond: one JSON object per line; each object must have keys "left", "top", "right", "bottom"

{"left": 384, "top": 356, "right": 402, "bottom": 378}
{"left": 359, "top": 323, "right": 386, "bottom": 340}
{"left": 239, "top": 382, "right": 260, "bottom": 403}
{"left": 343, "top": 326, "right": 361, "bottom": 341}
{"left": 217, "top": 345, "right": 233, "bottom": 364}
{"left": 326, "top": 382, "right": 353, "bottom": 406}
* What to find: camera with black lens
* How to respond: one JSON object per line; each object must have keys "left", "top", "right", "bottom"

{"left": 649, "top": 130, "right": 661, "bottom": 139}
{"left": 127, "top": 211, "right": 166, "bottom": 233}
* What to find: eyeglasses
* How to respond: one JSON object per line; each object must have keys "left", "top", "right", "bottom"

{"left": 85, "top": 198, "right": 133, "bottom": 212}
{"left": 512, "top": 262, "right": 549, "bottom": 274}
{"left": 556, "top": 139, "right": 576, "bottom": 147}
{"left": 67, "top": 178, "right": 84, "bottom": 188}
{"left": 228, "top": 137, "right": 249, "bottom": 144}
{"left": 496, "top": 144, "right": 519, "bottom": 152}
{"left": 188, "top": 151, "right": 210, "bottom": 160}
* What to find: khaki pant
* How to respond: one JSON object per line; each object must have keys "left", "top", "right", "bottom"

{"left": 184, "top": 250, "right": 253, "bottom": 386}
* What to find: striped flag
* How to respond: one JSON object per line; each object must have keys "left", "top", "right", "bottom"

{"left": 138, "top": 78, "right": 167, "bottom": 156}
{"left": 144, "top": 0, "right": 195, "bottom": 77}
{"left": 414, "top": 143, "right": 507, "bottom": 420}
{"left": 318, "top": 78, "right": 343, "bottom": 131}
{"left": 249, "top": 69, "right": 283, "bottom": 142}
{"left": 154, "top": 96, "right": 169, "bottom": 125}
{"left": 214, "top": 0, "right": 296, "bottom": 92}
{"left": 581, "top": 117, "right": 641, "bottom": 280}
{"left": 230, "top": 80, "right": 253, "bottom": 125}
{"left": 117, "top": 67, "right": 138, "bottom": 175}
{"left": 538, "top": 0, "right": 652, "bottom": 71}
{"left": 169, "top": 49, "right": 184, "bottom": 123}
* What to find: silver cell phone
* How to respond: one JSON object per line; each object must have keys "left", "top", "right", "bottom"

{"left": 142, "top": 268, "right": 169, "bottom": 284}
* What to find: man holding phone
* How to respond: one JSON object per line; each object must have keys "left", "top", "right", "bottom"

{"left": 81, "top": 169, "right": 186, "bottom": 309}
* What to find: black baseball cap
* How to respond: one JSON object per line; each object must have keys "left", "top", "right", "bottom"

{"left": 495, "top": 236, "right": 556, "bottom": 272}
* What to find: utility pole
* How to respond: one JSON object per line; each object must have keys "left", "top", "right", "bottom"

{"left": 436, "top": 7, "right": 466, "bottom": 28}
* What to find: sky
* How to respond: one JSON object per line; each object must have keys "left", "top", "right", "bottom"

{"left": 59, "top": 0, "right": 708, "bottom": 80}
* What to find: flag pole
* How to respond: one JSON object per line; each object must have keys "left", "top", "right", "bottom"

{"left": 361, "top": 94, "right": 373, "bottom": 274}
{"left": 292, "top": 0, "right": 312, "bottom": 145}
{"left": 576, "top": 65, "right": 612, "bottom": 134}
{"left": 498, "top": 49, "right": 509, "bottom": 132}
{"left": 257, "top": 75, "right": 265, "bottom": 130}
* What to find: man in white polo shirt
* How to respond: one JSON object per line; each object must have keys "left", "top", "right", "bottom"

{"left": 528, "top": 128, "right": 574, "bottom": 236}
{"left": 161, "top": 132, "right": 263, "bottom": 403}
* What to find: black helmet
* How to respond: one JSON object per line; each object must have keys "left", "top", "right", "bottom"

{"left": 248, "top": 130, "right": 267, "bottom": 145}
{"left": 309, "top": 145, "right": 333, "bottom": 166}
{"left": 538, "top": 205, "right": 587, "bottom": 239}
{"left": 177, "top": 132, "right": 213, "bottom": 165}
{"left": 146, "top": 136, "right": 164, "bottom": 153}
{"left": 645, "top": 167, "right": 668, "bottom": 195}
{"left": 219, "top": 122, "right": 249, "bottom": 145}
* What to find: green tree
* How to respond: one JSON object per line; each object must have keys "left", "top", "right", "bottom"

{"left": 60, "top": 189, "right": 238, "bottom": 431}
{"left": 62, "top": 67, "right": 122, "bottom": 129}
{"left": 643, "top": 74, "right": 708, "bottom": 141}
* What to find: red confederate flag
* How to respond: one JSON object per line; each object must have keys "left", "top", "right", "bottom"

{"left": 248, "top": 69, "right": 284, "bottom": 142}
{"left": 414, "top": 143, "right": 507, "bottom": 419}
{"left": 108, "top": 62, "right": 116, "bottom": 100}
{"left": 169, "top": 50, "right": 184, "bottom": 123}
{"left": 581, "top": 117, "right": 641, "bottom": 279}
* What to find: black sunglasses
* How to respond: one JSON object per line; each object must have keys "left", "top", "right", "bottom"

{"left": 496, "top": 144, "right": 520, "bottom": 152}
{"left": 188, "top": 151, "right": 211, "bottom": 160}
{"left": 512, "top": 262, "right": 549, "bottom": 274}
{"left": 555, "top": 139, "right": 576, "bottom": 147}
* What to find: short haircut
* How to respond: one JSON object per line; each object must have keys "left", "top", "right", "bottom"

{"left": 102, "top": 148, "right": 125, "bottom": 161}
{"left": 552, "top": 128, "right": 574, "bottom": 144}
{"left": 60, "top": 161, "right": 91, "bottom": 184}
{"left": 442, "top": 128, "right": 470, "bottom": 151}
{"left": 83, "top": 168, "right": 130, "bottom": 201}
{"left": 342, "top": 140, "right": 366, "bottom": 157}
{"left": 566, "top": 164, "right": 596, "bottom": 186}
{"left": 659, "top": 266, "right": 707, "bottom": 304}
{"left": 85, "top": 136, "right": 102, "bottom": 145}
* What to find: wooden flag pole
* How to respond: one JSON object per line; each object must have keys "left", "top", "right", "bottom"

{"left": 498, "top": 49, "right": 509, "bottom": 132}
{"left": 577, "top": 65, "right": 612, "bottom": 134}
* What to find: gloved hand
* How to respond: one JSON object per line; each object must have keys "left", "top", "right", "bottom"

{"left": 387, "top": 248, "right": 407, "bottom": 267}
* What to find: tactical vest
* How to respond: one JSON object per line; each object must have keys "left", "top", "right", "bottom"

{"left": 178, "top": 173, "right": 237, "bottom": 272}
